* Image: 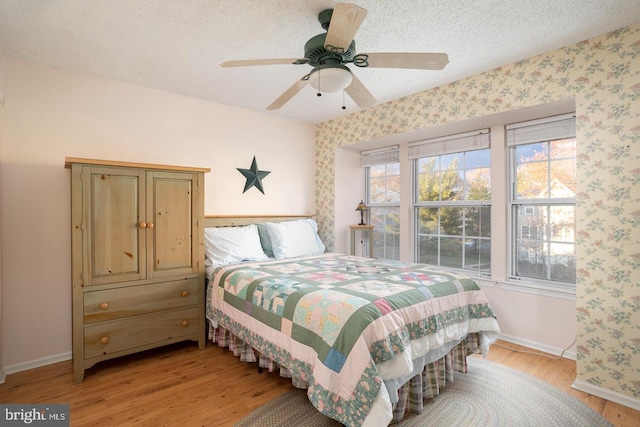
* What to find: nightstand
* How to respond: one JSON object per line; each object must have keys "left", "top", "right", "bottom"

{"left": 349, "top": 224, "right": 374, "bottom": 258}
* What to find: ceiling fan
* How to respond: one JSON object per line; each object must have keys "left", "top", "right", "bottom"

{"left": 221, "top": 3, "right": 449, "bottom": 111}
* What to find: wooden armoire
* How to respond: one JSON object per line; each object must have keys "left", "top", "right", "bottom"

{"left": 65, "top": 158, "right": 210, "bottom": 383}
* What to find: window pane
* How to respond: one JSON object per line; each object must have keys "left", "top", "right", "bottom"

{"left": 370, "top": 164, "right": 386, "bottom": 176}
{"left": 381, "top": 231, "right": 400, "bottom": 260}
{"left": 549, "top": 205, "right": 574, "bottom": 242}
{"left": 550, "top": 158, "right": 576, "bottom": 196}
{"left": 549, "top": 242, "right": 575, "bottom": 283}
{"left": 466, "top": 149, "right": 491, "bottom": 168}
{"left": 515, "top": 205, "right": 545, "bottom": 279}
{"left": 440, "top": 169, "right": 461, "bottom": 202}
{"left": 516, "top": 160, "right": 548, "bottom": 198}
{"left": 417, "top": 207, "right": 439, "bottom": 234}
{"left": 370, "top": 206, "right": 400, "bottom": 260}
{"left": 464, "top": 238, "right": 491, "bottom": 272}
{"left": 387, "top": 162, "right": 400, "bottom": 175}
{"left": 480, "top": 206, "right": 491, "bottom": 238}
{"left": 417, "top": 157, "right": 437, "bottom": 174}
{"left": 416, "top": 206, "right": 490, "bottom": 270}
{"left": 369, "top": 163, "right": 400, "bottom": 204}
{"left": 440, "top": 207, "right": 463, "bottom": 236}
{"left": 417, "top": 235, "right": 438, "bottom": 265}
{"left": 465, "top": 206, "right": 491, "bottom": 238}
{"left": 441, "top": 153, "right": 462, "bottom": 171}
{"left": 549, "top": 205, "right": 575, "bottom": 283}
{"left": 417, "top": 170, "right": 439, "bottom": 202}
{"left": 514, "top": 204, "right": 575, "bottom": 283}
{"left": 515, "top": 240, "right": 546, "bottom": 280}
{"left": 466, "top": 167, "right": 491, "bottom": 200}
{"left": 440, "top": 237, "right": 463, "bottom": 268}
{"left": 516, "top": 142, "right": 548, "bottom": 162}
{"left": 367, "top": 162, "right": 400, "bottom": 261}
{"left": 370, "top": 176, "right": 386, "bottom": 202}
{"left": 515, "top": 142, "right": 552, "bottom": 199}
{"left": 550, "top": 138, "right": 575, "bottom": 159}
{"left": 413, "top": 143, "right": 491, "bottom": 273}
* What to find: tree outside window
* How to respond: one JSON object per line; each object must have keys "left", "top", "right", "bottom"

{"left": 415, "top": 148, "right": 491, "bottom": 273}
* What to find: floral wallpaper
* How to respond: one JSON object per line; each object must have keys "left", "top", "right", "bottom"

{"left": 316, "top": 23, "right": 640, "bottom": 401}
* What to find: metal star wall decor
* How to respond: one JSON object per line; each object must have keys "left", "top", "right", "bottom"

{"left": 237, "top": 156, "right": 271, "bottom": 194}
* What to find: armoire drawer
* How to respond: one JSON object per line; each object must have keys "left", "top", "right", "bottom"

{"left": 84, "top": 279, "right": 199, "bottom": 324}
{"left": 84, "top": 307, "right": 199, "bottom": 359}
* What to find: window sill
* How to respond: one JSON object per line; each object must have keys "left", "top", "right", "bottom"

{"left": 430, "top": 267, "right": 576, "bottom": 301}
{"left": 485, "top": 279, "right": 576, "bottom": 301}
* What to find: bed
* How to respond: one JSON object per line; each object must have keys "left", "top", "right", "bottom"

{"left": 204, "top": 215, "right": 500, "bottom": 426}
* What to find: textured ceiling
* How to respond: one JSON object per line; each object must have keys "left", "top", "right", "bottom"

{"left": 1, "top": 1, "right": 639, "bottom": 124}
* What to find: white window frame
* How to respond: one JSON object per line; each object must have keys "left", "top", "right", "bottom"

{"left": 410, "top": 130, "right": 492, "bottom": 275}
{"left": 507, "top": 113, "right": 577, "bottom": 291}
{"left": 362, "top": 146, "right": 400, "bottom": 260}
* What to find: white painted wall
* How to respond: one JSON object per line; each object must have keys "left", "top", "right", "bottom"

{"left": 480, "top": 284, "right": 576, "bottom": 356}
{"left": 334, "top": 147, "right": 364, "bottom": 255}
{"left": 0, "top": 57, "right": 315, "bottom": 371}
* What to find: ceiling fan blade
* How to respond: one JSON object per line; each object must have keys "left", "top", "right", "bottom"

{"left": 266, "top": 78, "right": 309, "bottom": 110}
{"left": 345, "top": 73, "right": 376, "bottom": 109}
{"left": 360, "top": 52, "right": 449, "bottom": 70}
{"left": 324, "top": 3, "right": 368, "bottom": 53}
{"left": 221, "top": 58, "right": 309, "bottom": 67}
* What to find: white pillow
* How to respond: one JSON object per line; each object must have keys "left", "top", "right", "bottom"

{"left": 204, "top": 224, "right": 269, "bottom": 266}
{"left": 265, "top": 219, "right": 326, "bottom": 259}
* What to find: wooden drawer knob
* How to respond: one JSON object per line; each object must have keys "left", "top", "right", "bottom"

{"left": 139, "top": 222, "right": 147, "bottom": 229}
{"left": 182, "top": 320, "right": 189, "bottom": 327}
{"left": 181, "top": 290, "right": 189, "bottom": 297}
{"left": 147, "top": 222, "right": 154, "bottom": 229}
{"left": 100, "top": 302, "right": 109, "bottom": 310}
{"left": 100, "top": 336, "right": 109, "bottom": 345}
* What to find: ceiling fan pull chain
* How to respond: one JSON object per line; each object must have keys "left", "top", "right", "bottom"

{"left": 342, "top": 90, "right": 346, "bottom": 110}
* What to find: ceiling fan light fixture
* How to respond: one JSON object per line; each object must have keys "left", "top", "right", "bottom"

{"left": 308, "top": 65, "right": 352, "bottom": 93}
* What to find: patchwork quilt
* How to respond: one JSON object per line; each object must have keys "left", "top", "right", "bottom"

{"left": 206, "top": 253, "right": 500, "bottom": 426}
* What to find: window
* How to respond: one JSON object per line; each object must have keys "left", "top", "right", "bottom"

{"left": 521, "top": 224, "right": 539, "bottom": 239}
{"left": 410, "top": 130, "right": 491, "bottom": 273}
{"left": 507, "top": 114, "right": 576, "bottom": 286}
{"left": 363, "top": 147, "right": 400, "bottom": 259}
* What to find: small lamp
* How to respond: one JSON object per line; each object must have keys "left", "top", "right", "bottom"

{"left": 355, "top": 200, "right": 369, "bottom": 225}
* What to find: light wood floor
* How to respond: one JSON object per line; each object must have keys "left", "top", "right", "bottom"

{"left": 1, "top": 340, "right": 638, "bottom": 426}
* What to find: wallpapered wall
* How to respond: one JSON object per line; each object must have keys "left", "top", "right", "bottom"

{"left": 316, "top": 23, "right": 639, "bottom": 401}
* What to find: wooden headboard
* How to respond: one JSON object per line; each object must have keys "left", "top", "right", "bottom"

{"left": 204, "top": 214, "right": 315, "bottom": 227}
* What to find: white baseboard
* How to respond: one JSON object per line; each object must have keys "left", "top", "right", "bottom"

{"left": 497, "top": 334, "right": 640, "bottom": 412}
{"left": 573, "top": 379, "right": 640, "bottom": 411}
{"left": 0, "top": 367, "right": 5, "bottom": 384}
{"left": 497, "top": 333, "right": 577, "bottom": 361}
{"left": 3, "top": 352, "right": 72, "bottom": 378}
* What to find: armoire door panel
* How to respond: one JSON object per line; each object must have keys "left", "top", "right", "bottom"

{"left": 148, "top": 171, "right": 197, "bottom": 278}
{"left": 86, "top": 167, "right": 146, "bottom": 286}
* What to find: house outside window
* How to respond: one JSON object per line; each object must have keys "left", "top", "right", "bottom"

{"left": 410, "top": 130, "right": 491, "bottom": 274}
{"left": 507, "top": 114, "right": 576, "bottom": 286}
{"left": 363, "top": 147, "right": 400, "bottom": 259}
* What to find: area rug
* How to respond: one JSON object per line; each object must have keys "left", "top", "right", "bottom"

{"left": 234, "top": 357, "right": 612, "bottom": 426}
